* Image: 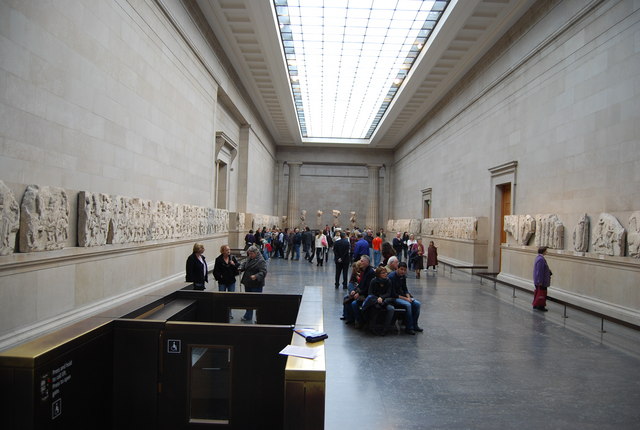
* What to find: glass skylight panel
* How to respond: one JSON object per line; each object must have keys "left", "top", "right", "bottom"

{"left": 274, "top": 0, "right": 450, "bottom": 140}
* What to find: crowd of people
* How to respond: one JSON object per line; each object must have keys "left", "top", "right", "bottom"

{"left": 186, "top": 225, "right": 439, "bottom": 332}
{"left": 187, "top": 226, "right": 551, "bottom": 332}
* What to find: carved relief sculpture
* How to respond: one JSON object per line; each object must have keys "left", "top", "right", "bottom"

{"left": 519, "top": 215, "right": 536, "bottom": 245}
{"left": 504, "top": 215, "right": 535, "bottom": 245}
{"left": 393, "top": 219, "right": 421, "bottom": 235}
{"left": 0, "top": 181, "right": 20, "bottom": 255}
{"left": 503, "top": 215, "right": 519, "bottom": 243}
{"left": 572, "top": 214, "right": 590, "bottom": 253}
{"left": 237, "top": 213, "right": 246, "bottom": 232}
{"left": 281, "top": 215, "right": 287, "bottom": 228}
{"left": 627, "top": 211, "right": 640, "bottom": 258}
{"left": 19, "top": 185, "right": 69, "bottom": 252}
{"left": 387, "top": 219, "right": 395, "bottom": 233}
{"left": 591, "top": 213, "right": 626, "bottom": 257}
{"left": 78, "top": 191, "right": 112, "bottom": 247}
{"left": 421, "top": 217, "right": 478, "bottom": 240}
{"left": 332, "top": 210, "right": 340, "bottom": 227}
{"left": 534, "top": 214, "right": 563, "bottom": 249}
{"left": 77, "top": 191, "right": 229, "bottom": 247}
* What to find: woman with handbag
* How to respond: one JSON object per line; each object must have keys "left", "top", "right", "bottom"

{"left": 413, "top": 238, "right": 424, "bottom": 279}
{"left": 315, "top": 230, "right": 327, "bottom": 266}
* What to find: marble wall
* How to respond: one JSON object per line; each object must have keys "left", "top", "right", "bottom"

{"left": 389, "top": 1, "right": 640, "bottom": 321}
{"left": 0, "top": 0, "right": 275, "bottom": 349}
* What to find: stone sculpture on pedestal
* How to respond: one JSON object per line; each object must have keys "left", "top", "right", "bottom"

{"left": 332, "top": 210, "right": 340, "bottom": 227}
{"left": 316, "top": 210, "right": 323, "bottom": 227}
{"left": 350, "top": 211, "right": 357, "bottom": 229}
{"left": 300, "top": 210, "right": 306, "bottom": 228}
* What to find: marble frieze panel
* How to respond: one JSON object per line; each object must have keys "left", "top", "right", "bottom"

{"left": 534, "top": 214, "right": 564, "bottom": 249}
{"left": 422, "top": 217, "right": 478, "bottom": 240}
{"left": 19, "top": 185, "right": 70, "bottom": 252}
{"left": 572, "top": 213, "right": 590, "bottom": 252}
{"left": 591, "top": 213, "right": 626, "bottom": 257}
{"left": 390, "top": 219, "right": 421, "bottom": 235}
{"left": 628, "top": 211, "right": 640, "bottom": 258}
{"left": 250, "top": 213, "right": 281, "bottom": 231}
{"left": 504, "top": 214, "right": 535, "bottom": 245}
{"left": 78, "top": 191, "right": 228, "bottom": 247}
{"left": 0, "top": 180, "right": 20, "bottom": 255}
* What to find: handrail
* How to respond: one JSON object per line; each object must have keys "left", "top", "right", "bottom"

{"left": 475, "top": 272, "right": 640, "bottom": 333}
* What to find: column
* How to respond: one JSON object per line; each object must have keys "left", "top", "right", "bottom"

{"left": 286, "top": 162, "right": 303, "bottom": 228}
{"left": 366, "top": 164, "right": 382, "bottom": 230}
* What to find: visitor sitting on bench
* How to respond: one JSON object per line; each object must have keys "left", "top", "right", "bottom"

{"left": 388, "top": 262, "right": 423, "bottom": 335}
{"left": 345, "top": 255, "right": 375, "bottom": 328}
{"left": 362, "top": 266, "right": 395, "bottom": 336}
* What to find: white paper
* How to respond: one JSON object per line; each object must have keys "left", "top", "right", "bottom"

{"left": 279, "top": 344, "right": 320, "bottom": 360}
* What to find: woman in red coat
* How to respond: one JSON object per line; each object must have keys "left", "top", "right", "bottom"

{"left": 426, "top": 241, "right": 438, "bottom": 271}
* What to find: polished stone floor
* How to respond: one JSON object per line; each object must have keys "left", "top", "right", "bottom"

{"left": 261, "top": 254, "right": 640, "bottom": 430}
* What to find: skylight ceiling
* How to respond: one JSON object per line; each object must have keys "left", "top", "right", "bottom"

{"left": 273, "top": 0, "right": 450, "bottom": 142}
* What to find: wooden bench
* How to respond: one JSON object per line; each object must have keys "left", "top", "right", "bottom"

{"left": 475, "top": 273, "right": 640, "bottom": 333}
{"left": 438, "top": 257, "right": 488, "bottom": 275}
{"left": 367, "top": 307, "right": 407, "bottom": 335}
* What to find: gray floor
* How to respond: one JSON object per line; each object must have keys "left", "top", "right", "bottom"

{"left": 259, "top": 254, "right": 640, "bottom": 430}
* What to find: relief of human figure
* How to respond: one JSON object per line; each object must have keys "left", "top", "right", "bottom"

{"left": 19, "top": 185, "right": 69, "bottom": 252}
{"left": 591, "top": 213, "right": 626, "bottom": 256}
{"left": 627, "top": 211, "right": 640, "bottom": 258}
{"left": 572, "top": 214, "right": 589, "bottom": 253}
{"left": 0, "top": 181, "right": 20, "bottom": 255}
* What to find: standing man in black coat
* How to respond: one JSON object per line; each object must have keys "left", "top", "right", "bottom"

{"left": 303, "top": 227, "right": 315, "bottom": 262}
{"left": 333, "top": 231, "right": 351, "bottom": 289}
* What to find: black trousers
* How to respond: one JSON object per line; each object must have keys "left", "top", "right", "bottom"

{"left": 335, "top": 260, "right": 350, "bottom": 287}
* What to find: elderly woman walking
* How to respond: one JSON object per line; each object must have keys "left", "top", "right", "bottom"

{"left": 532, "top": 246, "right": 552, "bottom": 312}
{"left": 239, "top": 245, "right": 268, "bottom": 321}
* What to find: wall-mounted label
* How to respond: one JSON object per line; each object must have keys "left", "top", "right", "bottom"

{"left": 52, "top": 398, "right": 62, "bottom": 419}
{"left": 168, "top": 339, "right": 181, "bottom": 354}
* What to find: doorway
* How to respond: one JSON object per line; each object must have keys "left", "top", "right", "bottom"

{"left": 498, "top": 183, "right": 511, "bottom": 269}
{"left": 488, "top": 161, "right": 517, "bottom": 273}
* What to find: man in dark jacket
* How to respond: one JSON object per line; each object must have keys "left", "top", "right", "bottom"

{"left": 303, "top": 227, "right": 314, "bottom": 262}
{"left": 292, "top": 228, "right": 302, "bottom": 260}
{"left": 388, "top": 262, "right": 423, "bottom": 334}
{"left": 347, "top": 255, "right": 375, "bottom": 328}
{"left": 333, "top": 231, "right": 350, "bottom": 289}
